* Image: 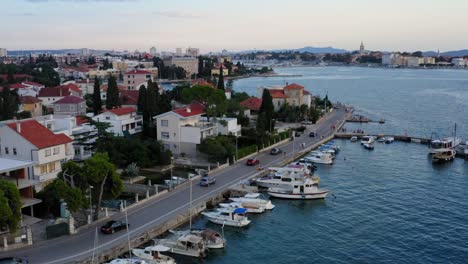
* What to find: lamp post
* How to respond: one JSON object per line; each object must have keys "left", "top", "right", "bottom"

{"left": 88, "top": 185, "right": 94, "bottom": 224}
{"left": 235, "top": 136, "right": 238, "bottom": 161}
{"left": 170, "top": 157, "right": 174, "bottom": 191}
{"left": 189, "top": 174, "right": 193, "bottom": 229}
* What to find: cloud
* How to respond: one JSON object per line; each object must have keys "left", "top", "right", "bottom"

{"left": 153, "top": 10, "right": 205, "bottom": 19}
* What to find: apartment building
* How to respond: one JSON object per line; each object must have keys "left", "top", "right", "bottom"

{"left": 92, "top": 107, "right": 143, "bottom": 136}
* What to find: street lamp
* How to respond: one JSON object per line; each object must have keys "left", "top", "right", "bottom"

{"left": 170, "top": 157, "right": 174, "bottom": 191}
{"left": 88, "top": 185, "right": 94, "bottom": 224}
{"left": 189, "top": 173, "right": 193, "bottom": 229}
{"left": 235, "top": 136, "right": 238, "bottom": 161}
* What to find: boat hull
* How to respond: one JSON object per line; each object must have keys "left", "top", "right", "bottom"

{"left": 268, "top": 190, "right": 329, "bottom": 200}
{"left": 202, "top": 213, "right": 251, "bottom": 227}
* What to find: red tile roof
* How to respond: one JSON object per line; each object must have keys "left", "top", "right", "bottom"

{"left": 0, "top": 74, "right": 33, "bottom": 81}
{"left": 38, "top": 86, "right": 71, "bottom": 97}
{"left": 9, "top": 83, "right": 28, "bottom": 89}
{"left": 6, "top": 120, "right": 72, "bottom": 149}
{"left": 62, "top": 83, "right": 81, "bottom": 93}
{"left": 125, "top": 69, "right": 152, "bottom": 75}
{"left": 53, "top": 95, "right": 85, "bottom": 104}
{"left": 303, "top": 90, "right": 311, "bottom": 95}
{"left": 240, "top": 97, "right": 262, "bottom": 111}
{"left": 22, "top": 81, "right": 44, "bottom": 87}
{"left": 20, "top": 96, "right": 42, "bottom": 104}
{"left": 76, "top": 116, "right": 90, "bottom": 126}
{"left": 284, "top": 83, "right": 304, "bottom": 90}
{"left": 120, "top": 90, "right": 139, "bottom": 106}
{"left": 172, "top": 102, "right": 205, "bottom": 117}
{"left": 268, "top": 89, "right": 288, "bottom": 99}
{"left": 191, "top": 79, "right": 214, "bottom": 87}
{"left": 106, "top": 106, "right": 136, "bottom": 116}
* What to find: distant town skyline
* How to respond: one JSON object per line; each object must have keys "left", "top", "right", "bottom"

{"left": 2, "top": 0, "right": 468, "bottom": 53}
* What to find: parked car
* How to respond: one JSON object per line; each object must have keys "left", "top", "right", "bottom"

{"left": 246, "top": 158, "right": 260, "bottom": 166}
{"left": 199, "top": 176, "right": 216, "bottom": 186}
{"left": 100, "top": 220, "right": 129, "bottom": 234}
{"left": 270, "top": 148, "right": 282, "bottom": 155}
{"left": 309, "top": 132, "right": 316, "bottom": 137}
{"left": 0, "top": 258, "right": 26, "bottom": 264}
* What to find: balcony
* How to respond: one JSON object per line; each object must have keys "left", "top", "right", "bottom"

{"left": 0, "top": 176, "right": 39, "bottom": 189}
{"left": 35, "top": 171, "right": 58, "bottom": 183}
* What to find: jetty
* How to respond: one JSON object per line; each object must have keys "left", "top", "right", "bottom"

{"left": 334, "top": 133, "right": 431, "bottom": 144}
{"left": 346, "top": 114, "right": 385, "bottom": 123}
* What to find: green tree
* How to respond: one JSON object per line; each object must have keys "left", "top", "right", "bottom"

{"left": 217, "top": 66, "right": 225, "bottom": 90}
{"left": 259, "top": 89, "right": 274, "bottom": 132}
{"left": 84, "top": 153, "right": 122, "bottom": 220}
{"left": 137, "top": 85, "right": 147, "bottom": 113}
{"left": 106, "top": 75, "right": 121, "bottom": 109}
{"left": 92, "top": 77, "right": 102, "bottom": 114}
{"left": 0, "top": 180, "right": 21, "bottom": 232}
{"left": 0, "top": 86, "right": 19, "bottom": 121}
{"left": 181, "top": 85, "right": 226, "bottom": 120}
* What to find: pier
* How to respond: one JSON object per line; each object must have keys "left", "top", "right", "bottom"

{"left": 346, "top": 115, "right": 385, "bottom": 123}
{"left": 334, "top": 133, "right": 432, "bottom": 144}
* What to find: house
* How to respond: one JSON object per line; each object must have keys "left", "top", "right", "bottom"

{"left": 154, "top": 102, "right": 215, "bottom": 157}
{"left": 123, "top": 69, "right": 154, "bottom": 90}
{"left": 35, "top": 115, "right": 97, "bottom": 161}
{"left": 211, "top": 64, "right": 229, "bottom": 76}
{"left": 214, "top": 117, "right": 241, "bottom": 136}
{"left": 258, "top": 83, "right": 312, "bottom": 111}
{"left": 0, "top": 119, "right": 74, "bottom": 193}
{"left": 92, "top": 107, "right": 142, "bottom": 136}
{"left": 52, "top": 96, "right": 86, "bottom": 116}
{"left": 240, "top": 97, "right": 262, "bottom": 118}
{"left": 19, "top": 96, "right": 43, "bottom": 117}
{"left": 38, "top": 84, "right": 82, "bottom": 106}
{"left": 9, "top": 81, "right": 45, "bottom": 97}
{"left": 73, "top": 79, "right": 94, "bottom": 95}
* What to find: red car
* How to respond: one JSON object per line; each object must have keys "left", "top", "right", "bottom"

{"left": 246, "top": 158, "right": 260, "bottom": 166}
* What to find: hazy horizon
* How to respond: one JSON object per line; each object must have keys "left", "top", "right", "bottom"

{"left": 2, "top": 0, "right": 468, "bottom": 53}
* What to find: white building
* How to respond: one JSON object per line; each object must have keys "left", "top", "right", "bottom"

{"left": 451, "top": 58, "right": 466, "bottom": 67}
{"left": 0, "top": 48, "right": 7, "bottom": 57}
{"left": 92, "top": 107, "right": 143, "bottom": 136}
{"left": 406, "top": 57, "right": 423, "bottom": 67}
{"left": 154, "top": 103, "right": 241, "bottom": 157}
{"left": 150, "top": 46, "right": 157, "bottom": 55}
{"left": 382, "top": 53, "right": 402, "bottom": 66}
{"left": 0, "top": 119, "right": 74, "bottom": 192}
{"left": 258, "top": 83, "right": 312, "bottom": 111}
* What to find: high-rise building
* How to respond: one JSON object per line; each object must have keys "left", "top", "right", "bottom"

{"left": 0, "top": 48, "right": 8, "bottom": 57}
{"left": 150, "top": 46, "right": 157, "bottom": 55}
{"left": 186, "top": 47, "right": 199, "bottom": 57}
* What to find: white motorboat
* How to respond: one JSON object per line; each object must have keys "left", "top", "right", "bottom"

{"left": 229, "top": 193, "right": 275, "bottom": 210}
{"left": 361, "top": 136, "right": 375, "bottom": 145}
{"left": 350, "top": 136, "right": 358, "bottom": 142}
{"left": 363, "top": 143, "right": 374, "bottom": 150}
{"left": 256, "top": 167, "right": 311, "bottom": 190}
{"left": 268, "top": 178, "right": 329, "bottom": 200}
{"left": 131, "top": 245, "right": 175, "bottom": 264}
{"left": 305, "top": 151, "right": 333, "bottom": 164}
{"left": 108, "top": 259, "right": 148, "bottom": 264}
{"left": 429, "top": 137, "right": 461, "bottom": 155}
{"left": 377, "top": 137, "right": 386, "bottom": 143}
{"left": 170, "top": 229, "right": 225, "bottom": 249}
{"left": 155, "top": 233, "right": 207, "bottom": 258}
{"left": 202, "top": 207, "right": 251, "bottom": 227}
{"left": 385, "top": 137, "right": 394, "bottom": 144}
{"left": 219, "top": 201, "right": 265, "bottom": 213}
{"left": 290, "top": 159, "right": 318, "bottom": 171}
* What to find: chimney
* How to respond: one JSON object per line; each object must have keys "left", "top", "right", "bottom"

{"left": 186, "top": 107, "right": 191, "bottom": 113}
{"left": 15, "top": 119, "right": 21, "bottom": 133}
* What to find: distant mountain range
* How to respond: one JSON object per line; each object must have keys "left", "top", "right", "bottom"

{"left": 423, "top": 50, "right": 468, "bottom": 57}
{"left": 7, "top": 49, "right": 113, "bottom": 56}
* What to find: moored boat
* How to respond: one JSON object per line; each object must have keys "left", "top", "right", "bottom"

{"left": 169, "top": 229, "right": 226, "bottom": 249}
{"left": 229, "top": 193, "right": 275, "bottom": 210}
{"left": 361, "top": 135, "right": 375, "bottom": 145}
{"left": 155, "top": 233, "right": 207, "bottom": 258}
{"left": 363, "top": 143, "right": 374, "bottom": 150}
{"left": 219, "top": 201, "right": 265, "bottom": 213}
{"left": 350, "top": 136, "right": 358, "bottom": 142}
{"left": 385, "top": 137, "right": 394, "bottom": 144}
{"left": 267, "top": 178, "right": 329, "bottom": 200}
{"left": 432, "top": 149, "right": 456, "bottom": 163}
{"left": 131, "top": 245, "right": 176, "bottom": 264}
{"left": 202, "top": 208, "right": 251, "bottom": 227}
{"left": 304, "top": 151, "right": 333, "bottom": 164}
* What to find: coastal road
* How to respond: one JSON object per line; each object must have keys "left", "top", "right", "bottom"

{"left": 0, "top": 107, "right": 347, "bottom": 264}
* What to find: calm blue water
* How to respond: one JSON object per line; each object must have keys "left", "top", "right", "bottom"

{"left": 175, "top": 67, "right": 468, "bottom": 264}
{"left": 232, "top": 67, "right": 468, "bottom": 140}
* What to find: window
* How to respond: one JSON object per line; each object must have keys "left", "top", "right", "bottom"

{"left": 5, "top": 147, "right": 9, "bottom": 154}
{"left": 161, "top": 120, "right": 168, "bottom": 127}
{"left": 127, "top": 75, "right": 130, "bottom": 78}
{"left": 45, "top": 149, "right": 51, "bottom": 157}
{"left": 53, "top": 147, "right": 60, "bottom": 154}
{"left": 128, "top": 81, "right": 130, "bottom": 84}
{"left": 48, "top": 162, "right": 56, "bottom": 172}
{"left": 161, "top": 132, "right": 169, "bottom": 139}
{"left": 40, "top": 165, "right": 47, "bottom": 174}
{"left": 105, "top": 116, "right": 110, "bottom": 120}
{"left": 13, "top": 148, "right": 17, "bottom": 155}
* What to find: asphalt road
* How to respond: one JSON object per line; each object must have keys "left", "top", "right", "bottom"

{"left": 0, "top": 107, "right": 347, "bottom": 264}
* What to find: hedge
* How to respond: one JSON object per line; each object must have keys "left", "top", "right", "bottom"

{"left": 237, "top": 145, "right": 257, "bottom": 159}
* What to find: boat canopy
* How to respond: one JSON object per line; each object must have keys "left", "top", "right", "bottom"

{"left": 244, "top": 193, "right": 261, "bottom": 198}
{"left": 233, "top": 208, "right": 248, "bottom": 214}
{"left": 149, "top": 245, "right": 171, "bottom": 252}
{"left": 179, "top": 234, "right": 203, "bottom": 243}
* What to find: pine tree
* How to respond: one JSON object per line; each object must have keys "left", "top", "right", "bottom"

{"left": 137, "top": 85, "right": 147, "bottom": 113}
{"left": 92, "top": 77, "right": 102, "bottom": 115}
{"left": 259, "top": 89, "right": 274, "bottom": 132}
{"left": 0, "top": 86, "right": 19, "bottom": 121}
{"left": 106, "top": 75, "right": 120, "bottom": 109}
{"left": 217, "top": 65, "right": 225, "bottom": 90}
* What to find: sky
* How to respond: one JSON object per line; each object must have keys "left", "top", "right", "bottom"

{"left": 2, "top": 0, "right": 468, "bottom": 53}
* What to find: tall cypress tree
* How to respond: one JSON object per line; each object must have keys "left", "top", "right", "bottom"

{"left": 217, "top": 65, "right": 225, "bottom": 90}
{"left": 259, "top": 89, "right": 274, "bottom": 132}
{"left": 0, "top": 86, "right": 19, "bottom": 121}
{"left": 106, "top": 75, "right": 120, "bottom": 109}
{"left": 137, "top": 85, "right": 147, "bottom": 113}
{"left": 92, "top": 77, "right": 102, "bottom": 115}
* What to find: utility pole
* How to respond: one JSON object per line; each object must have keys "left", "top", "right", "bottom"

{"left": 88, "top": 186, "right": 94, "bottom": 224}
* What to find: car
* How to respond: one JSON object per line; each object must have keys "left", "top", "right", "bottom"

{"left": 100, "top": 220, "right": 129, "bottom": 234}
{"left": 270, "top": 148, "right": 282, "bottom": 155}
{"left": 199, "top": 176, "right": 216, "bottom": 186}
{"left": 246, "top": 158, "right": 260, "bottom": 166}
{"left": 309, "top": 132, "right": 316, "bottom": 137}
{"left": 0, "top": 258, "right": 26, "bottom": 264}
